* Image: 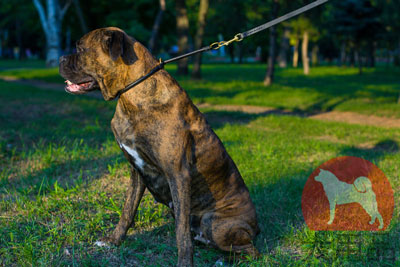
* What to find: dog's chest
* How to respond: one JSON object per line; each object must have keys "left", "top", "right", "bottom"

{"left": 117, "top": 135, "right": 172, "bottom": 203}
{"left": 118, "top": 139, "right": 145, "bottom": 170}
{"left": 111, "top": 110, "right": 172, "bottom": 204}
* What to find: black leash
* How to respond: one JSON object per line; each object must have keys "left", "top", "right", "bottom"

{"left": 115, "top": 0, "right": 329, "bottom": 99}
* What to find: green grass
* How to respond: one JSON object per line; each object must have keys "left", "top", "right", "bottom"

{"left": 0, "top": 63, "right": 399, "bottom": 265}
{"left": 1, "top": 60, "right": 400, "bottom": 118}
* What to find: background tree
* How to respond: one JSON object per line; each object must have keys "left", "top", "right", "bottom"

{"left": 0, "top": 0, "right": 45, "bottom": 59}
{"left": 331, "top": 0, "right": 382, "bottom": 74}
{"left": 278, "top": 27, "right": 290, "bottom": 68}
{"left": 72, "top": 0, "right": 88, "bottom": 34}
{"left": 288, "top": 16, "right": 318, "bottom": 74}
{"left": 191, "top": 0, "right": 209, "bottom": 79}
{"left": 263, "top": 0, "right": 279, "bottom": 86}
{"left": 301, "top": 17, "right": 318, "bottom": 75}
{"left": 175, "top": 0, "right": 190, "bottom": 75}
{"left": 32, "top": 0, "right": 72, "bottom": 67}
{"left": 148, "top": 0, "right": 166, "bottom": 53}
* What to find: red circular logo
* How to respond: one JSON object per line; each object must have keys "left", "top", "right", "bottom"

{"left": 302, "top": 156, "right": 394, "bottom": 231}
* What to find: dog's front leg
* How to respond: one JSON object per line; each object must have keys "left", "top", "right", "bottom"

{"left": 328, "top": 200, "right": 336, "bottom": 225}
{"left": 105, "top": 168, "right": 146, "bottom": 245}
{"left": 168, "top": 171, "right": 193, "bottom": 267}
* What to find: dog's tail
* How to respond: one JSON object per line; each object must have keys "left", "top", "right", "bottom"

{"left": 353, "top": 176, "right": 372, "bottom": 193}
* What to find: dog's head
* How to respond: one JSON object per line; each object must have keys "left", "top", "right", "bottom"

{"left": 315, "top": 169, "right": 330, "bottom": 183}
{"left": 59, "top": 27, "right": 141, "bottom": 100}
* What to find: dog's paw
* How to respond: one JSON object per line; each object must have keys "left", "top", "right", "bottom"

{"left": 94, "top": 240, "right": 110, "bottom": 248}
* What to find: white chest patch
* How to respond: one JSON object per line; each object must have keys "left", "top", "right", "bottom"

{"left": 121, "top": 143, "right": 145, "bottom": 171}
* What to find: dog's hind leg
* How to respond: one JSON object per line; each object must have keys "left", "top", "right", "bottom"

{"left": 104, "top": 168, "right": 146, "bottom": 245}
{"left": 363, "top": 199, "right": 384, "bottom": 229}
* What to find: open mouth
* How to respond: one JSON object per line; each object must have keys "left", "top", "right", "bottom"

{"left": 65, "top": 78, "right": 98, "bottom": 94}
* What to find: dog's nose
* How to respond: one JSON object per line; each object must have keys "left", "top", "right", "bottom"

{"left": 59, "top": 56, "right": 67, "bottom": 64}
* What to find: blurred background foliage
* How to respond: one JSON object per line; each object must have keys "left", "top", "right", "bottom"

{"left": 0, "top": 0, "right": 399, "bottom": 77}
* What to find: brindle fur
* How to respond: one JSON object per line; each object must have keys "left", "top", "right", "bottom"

{"left": 59, "top": 27, "right": 259, "bottom": 266}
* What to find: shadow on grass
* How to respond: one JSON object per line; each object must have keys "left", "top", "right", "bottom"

{"left": 0, "top": 154, "right": 122, "bottom": 198}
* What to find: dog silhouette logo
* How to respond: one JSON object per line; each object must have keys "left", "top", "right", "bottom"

{"left": 302, "top": 156, "right": 394, "bottom": 231}
{"left": 315, "top": 169, "right": 384, "bottom": 229}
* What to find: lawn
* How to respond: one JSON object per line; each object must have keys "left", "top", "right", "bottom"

{"left": 1, "top": 62, "right": 400, "bottom": 118}
{"left": 0, "top": 62, "right": 399, "bottom": 266}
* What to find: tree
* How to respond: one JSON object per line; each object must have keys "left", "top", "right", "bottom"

{"left": 148, "top": 0, "right": 166, "bottom": 53}
{"left": 263, "top": 0, "right": 279, "bottom": 86}
{"left": 33, "top": 0, "right": 72, "bottom": 67}
{"left": 175, "top": 0, "right": 190, "bottom": 75}
{"left": 302, "top": 30, "right": 309, "bottom": 75}
{"left": 191, "top": 0, "right": 209, "bottom": 79}
{"left": 278, "top": 27, "right": 290, "bottom": 67}
{"left": 72, "top": 0, "right": 88, "bottom": 34}
{"left": 288, "top": 16, "right": 318, "bottom": 74}
{"left": 331, "top": 0, "right": 382, "bottom": 74}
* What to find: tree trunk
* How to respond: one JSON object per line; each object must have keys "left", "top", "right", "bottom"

{"left": 340, "top": 41, "right": 346, "bottom": 66}
{"left": 302, "top": 31, "right": 309, "bottom": 75}
{"left": 46, "top": 0, "right": 62, "bottom": 67}
{"left": 278, "top": 27, "right": 290, "bottom": 68}
{"left": 191, "top": 0, "right": 209, "bottom": 79}
{"left": 15, "top": 19, "right": 23, "bottom": 59}
{"left": 367, "top": 41, "right": 375, "bottom": 67}
{"left": 311, "top": 45, "right": 319, "bottom": 66}
{"left": 350, "top": 47, "right": 355, "bottom": 67}
{"left": 396, "top": 39, "right": 400, "bottom": 67}
{"left": 355, "top": 47, "right": 362, "bottom": 75}
{"left": 0, "top": 32, "right": 2, "bottom": 57}
{"left": 148, "top": 0, "right": 166, "bottom": 53}
{"left": 65, "top": 27, "right": 71, "bottom": 53}
{"left": 175, "top": 0, "right": 190, "bottom": 75}
{"left": 33, "top": 0, "right": 71, "bottom": 67}
{"left": 263, "top": 0, "right": 279, "bottom": 86}
{"left": 293, "top": 38, "right": 299, "bottom": 67}
{"left": 72, "top": 0, "right": 88, "bottom": 34}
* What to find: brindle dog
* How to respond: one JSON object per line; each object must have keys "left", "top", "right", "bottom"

{"left": 59, "top": 27, "right": 259, "bottom": 266}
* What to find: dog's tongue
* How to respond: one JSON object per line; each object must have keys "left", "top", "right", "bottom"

{"left": 65, "top": 80, "right": 90, "bottom": 92}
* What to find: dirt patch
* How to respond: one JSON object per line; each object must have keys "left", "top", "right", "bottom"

{"left": 310, "top": 111, "right": 400, "bottom": 128}
{"left": 197, "top": 103, "right": 277, "bottom": 114}
{"left": 198, "top": 103, "right": 400, "bottom": 128}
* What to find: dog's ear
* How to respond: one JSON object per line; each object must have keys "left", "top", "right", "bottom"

{"left": 109, "top": 31, "right": 138, "bottom": 65}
